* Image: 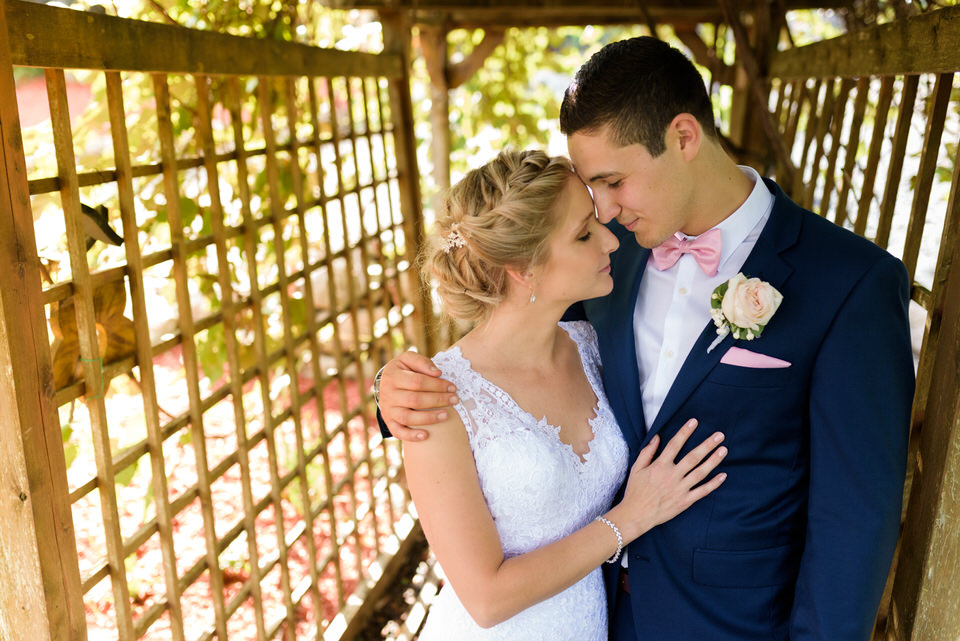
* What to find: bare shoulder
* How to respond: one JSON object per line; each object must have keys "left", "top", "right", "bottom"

{"left": 402, "top": 410, "right": 473, "bottom": 475}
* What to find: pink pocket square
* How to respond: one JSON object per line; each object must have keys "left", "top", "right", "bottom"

{"left": 720, "top": 346, "right": 791, "bottom": 368}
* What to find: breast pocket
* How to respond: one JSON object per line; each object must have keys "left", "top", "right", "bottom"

{"left": 705, "top": 363, "right": 794, "bottom": 389}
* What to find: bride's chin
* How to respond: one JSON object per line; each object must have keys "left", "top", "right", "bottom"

{"left": 595, "top": 276, "right": 614, "bottom": 295}
{"left": 579, "top": 281, "right": 613, "bottom": 302}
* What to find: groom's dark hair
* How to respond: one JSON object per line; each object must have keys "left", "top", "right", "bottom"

{"left": 559, "top": 36, "right": 718, "bottom": 157}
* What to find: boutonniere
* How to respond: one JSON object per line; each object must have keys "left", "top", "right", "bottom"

{"left": 707, "top": 273, "right": 783, "bottom": 353}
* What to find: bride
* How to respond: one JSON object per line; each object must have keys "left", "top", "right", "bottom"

{"left": 404, "top": 149, "right": 727, "bottom": 640}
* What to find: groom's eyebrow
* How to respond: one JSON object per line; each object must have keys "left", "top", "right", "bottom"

{"left": 586, "top": 171, "right": 617, "bottom": 184}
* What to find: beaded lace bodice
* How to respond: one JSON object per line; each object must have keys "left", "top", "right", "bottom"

{"left": 417, "top": 321, "right": 628, "bottom": 641}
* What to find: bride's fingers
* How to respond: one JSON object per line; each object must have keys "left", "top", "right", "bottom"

{"left": 633, "top": 435, "right": 660, "bottom": 469}
{"left": 659, "top": 419, "right": 698, "bottom": 462}
{"left": 682, "top": 446, "right": 728, "bottom": 487}
{"left": 676, "top": 431, "right": 725, "bottom": 475}
{"left": 685, "top": 471, "right": 728, "bottom": 504}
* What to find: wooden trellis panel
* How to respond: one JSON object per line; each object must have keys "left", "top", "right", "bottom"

{"left": 0, "top": 1, "right": 429, "bottom": 639}
{"left": 768, "top": 7, "right": 960, "bottom": 637}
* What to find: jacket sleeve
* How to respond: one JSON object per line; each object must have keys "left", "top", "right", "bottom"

{"left": 377, "top": 408, "right": 392, "bottom": 439}
{"left": 562, "top": 301, "right": 588, "bottom": 322}
{"left": 789, "top": 254, "right": 914, "bottom": 639}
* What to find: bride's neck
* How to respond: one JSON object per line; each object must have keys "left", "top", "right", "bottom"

{"left": 460, "top": 304, "right": 566, "bottom": 371}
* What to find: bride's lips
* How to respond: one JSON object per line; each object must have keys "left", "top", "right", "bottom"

{"left": 600, "top": 263, "right": 611, "bottom": 273}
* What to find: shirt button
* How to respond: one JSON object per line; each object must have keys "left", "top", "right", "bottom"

{"left": 665, "top": 350, "right": 674, "bottom": 358}
{"left": 678, "top": 287, "right": 688, "bottom": 295}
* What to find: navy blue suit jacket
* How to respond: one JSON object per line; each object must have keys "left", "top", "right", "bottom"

{"left": 571, "top": 179, "right": 913, "bottom": 640}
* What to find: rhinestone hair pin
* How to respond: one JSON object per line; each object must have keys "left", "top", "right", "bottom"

{"left": 439, "top": 223, "right": 467, "bottom": 253}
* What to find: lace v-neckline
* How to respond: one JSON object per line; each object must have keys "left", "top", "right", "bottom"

{"left": 448, "top": 323, "right": 603, "bottom": 466}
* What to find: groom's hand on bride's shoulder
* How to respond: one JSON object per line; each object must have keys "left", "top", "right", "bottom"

{"left": 380, "top": 351, "right": 459, "bottom": 442}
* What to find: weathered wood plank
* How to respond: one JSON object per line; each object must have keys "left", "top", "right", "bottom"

{"left": 852, "top": 76, "right": 894, "bottom": 238}
{"left": 781, "top": 79, "right": 807, "bottom": 158}
{"left": 152, "top": 73, "right": 229, "bottom": 640}
{"left": 48, "top": 67, "right": 136, "bottom": 640}
{"left": 253, "top": 75, "right": 299, "bottom": 627}
{"left": 717, "top": 0, "right": 796, "bottom": 184}
{"left": 305, "top": 75, "right": 348, "bottom": 603}
{"left": 344, "top": 75, "right": 385, "bottom": 553}
{"left": 371, "top": 76, "right": 416, "bottom": 369}
{"left": 5, "top": 0, "right": 401, "bottom": 77}
{"left": 104, "top": 71, "right": 186, "bottom": 641}
{"left": 886, "top": 123, "right": 960, "bottom": 636}
{"left": 793, "top": 79, "right": 828, "bottom": 203}
{"left": 331, "top": 0, "right": 844, "bottom": 7}
{"left": 283, "top": 77, "right": 333, "bottom": 640}
{"left": 901, "top": 72, "right": 953, "bottom": 282}
{"left": 803, "top": 77, "right": 839, "bottom": 210}
{"left": 260, "top": 74, "right": 320, "bottom": 635}
{"left": 875, "top": 75, "right": 918, "bottom": 250}
{"left": 381, "top": 10, "right": 434, "bottom": 355}
{"left": 771, "top": 5, "right": 960, "bottom": 79}
{"left": 817, "top": 77, "right": 854, "bottom": 217}
{"left": 326, "top": 74, "right": 366, "bottom": 603}
{"left": 834, "top": 76, "right": 869, "bottom": 228}
{"left": 0, "top": 4, "right": 86, "bottom": 639}
{"left": 201, "top": 75, "right": 269, "bottom": 641}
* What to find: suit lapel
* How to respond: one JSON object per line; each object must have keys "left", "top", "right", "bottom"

{"left": 644, "top": 180, "right": 801, "bottom": 443}
{"left": 592, "top": 237, "right": 650, "bottom": 451}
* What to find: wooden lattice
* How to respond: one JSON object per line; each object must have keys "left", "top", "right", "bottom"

{"left": 767, "top": 9, "right": 960, "bottom": 636}
{"left": 0, "top": 2, "right": 429, "bottom": 640}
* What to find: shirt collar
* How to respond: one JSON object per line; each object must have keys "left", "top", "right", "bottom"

{"left": 678, "top": 165, "right": 773, "bottom": 270}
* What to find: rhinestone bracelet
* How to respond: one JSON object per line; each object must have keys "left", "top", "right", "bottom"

{"left": 595, "top": 516, "right": 623, "bottom": 564}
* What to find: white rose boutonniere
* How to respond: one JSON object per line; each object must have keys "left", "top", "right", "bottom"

{"left": 707, "top": 273, "right": 783, "bottom": 353}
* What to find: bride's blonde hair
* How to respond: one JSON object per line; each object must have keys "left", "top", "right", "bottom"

{"left": 424, "top": 149, "right": 573, "bottom": 322}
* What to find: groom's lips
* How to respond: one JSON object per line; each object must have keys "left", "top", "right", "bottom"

{"left": 622, "top": 218, "right": 639, "bottom": 232}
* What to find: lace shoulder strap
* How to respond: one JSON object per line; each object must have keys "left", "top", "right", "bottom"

{"left": 431, "top": 346, "right": 532, "bottom": 448}
{"left": 559, "top": 320, "right": 602, "bottom": 378}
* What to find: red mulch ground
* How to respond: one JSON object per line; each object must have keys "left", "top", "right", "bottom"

{"left": 68, "top": 345, "right": 409, "bottom": 640}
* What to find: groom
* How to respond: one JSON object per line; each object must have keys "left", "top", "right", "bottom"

{"left": 378, "top": 37, "right": 914, "bottom": 640}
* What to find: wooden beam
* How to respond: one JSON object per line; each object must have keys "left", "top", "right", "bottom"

{"left": 447, "top": 28, "right": 504, "bottom": 89}
{"left": 716, "top": 0, "right": 796, "bottom": 184}
{"left": 381, "top": 9, "right": 436, "bottom": 355}
{"left": 328, "top": 0, "right": 850, "bottom": 12}
{"left": 420, "top": 26, "right": 454, "bottom": 220}
{"left": 882, "top": 124, "right": 960, "bottom": 641}
{"left": 338, "top": 521, "right": 426, "bottom": 641}
{"left": 771, "top": 4, "right": 960, "bottom": 79}
{"left": 4, "top": 0, "right": 402, "bottom": 77}
{"left": 409, "top": 8, "right": 728, "bottom": 29}
{"left": 675, "top": 27, "right": 736, "bottom": 86}
{"left": 0, "top": 2, "right": 86, "bottom": 640}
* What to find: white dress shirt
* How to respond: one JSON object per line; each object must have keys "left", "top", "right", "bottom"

{"left": 633, "top": 166, "right": 775, "bottom": 428}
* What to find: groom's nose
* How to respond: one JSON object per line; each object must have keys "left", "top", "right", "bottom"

{"left": 594, "top": 190, "right": 620, "bottom": 224}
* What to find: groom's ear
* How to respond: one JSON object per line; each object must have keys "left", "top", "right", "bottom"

{"left": 670, "top": 113, "right": 702, "bottom": 161}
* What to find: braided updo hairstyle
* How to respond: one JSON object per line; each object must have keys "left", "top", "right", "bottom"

{"left": 424, "top": 149, "right": 574, "bottom": 322}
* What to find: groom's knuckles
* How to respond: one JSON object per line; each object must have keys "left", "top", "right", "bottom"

{"left": 404, "top": 369, "right": 454, "bottom": 391}
{"left": 398, "top": 408, "right": 442, "bottom": 426}
{"left": 397, "top": 390, "right": 446, "bottom": 410}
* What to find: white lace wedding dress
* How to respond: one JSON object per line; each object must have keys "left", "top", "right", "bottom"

{"left": 416, "top": 321, "right": 629, "bottom": 641}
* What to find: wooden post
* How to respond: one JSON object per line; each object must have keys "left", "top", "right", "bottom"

{"left": 720, "top": 0, "right": 794, "bottom": 182}
{"left": 381, "top": 9, "right": 435, "bottom": 355}
{"left": 0, "top": 2, "right": 86, "bottom": 640}
{"left": 881, "top": 128, "right": 960, "bottom": 641}
{"left": 421, "top": 25, "right": 452, "bottom": 216}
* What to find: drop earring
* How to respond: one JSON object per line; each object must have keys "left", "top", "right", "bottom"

{"left": 529, "top": 289, "right": 536, "bottom": 304}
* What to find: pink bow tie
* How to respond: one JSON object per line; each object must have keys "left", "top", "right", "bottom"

{"left": 650, "top": 228, "right": 722, "bottom": 276}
